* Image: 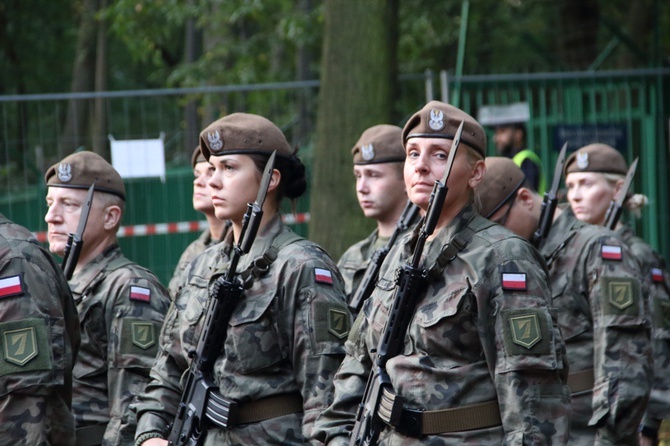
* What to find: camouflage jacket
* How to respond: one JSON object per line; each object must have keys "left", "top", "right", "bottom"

{"left": 69, "top": 244, "right": 170, "bottom": 446}
{"left": 314, "top": 203, "right": 571, "bottom": 445}
{"left": 133, "top": 214, "right": 351, "bottom": 445}
{"left": 616, "top": 224, "right": 670, "bottom": 430}
{"left": 337, "top": 229, "right": 388, "bottom": 304}
{"left": 0, "top": 214, "right": 80, "bottom": 445}
{"left": 539, "top": 209, "right": 652, "bottom": 445}
{"left": 168, "top": 227, "right": 223, "bottom": 297}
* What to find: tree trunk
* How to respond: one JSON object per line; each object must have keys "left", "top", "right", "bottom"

{"left": 557, "top": 0, "right": 600, "bottom": 70}
{"left": 309, "top": 0, "right": 397, "bottom": 259}
{"left": 91, "top": 0, "right": 108, "bottom": 157}
{"left": 183, "top": 0, "right": 201, "bottom": 156}
{"left": 60, "top": 0, "right": 98, "bottom": 155}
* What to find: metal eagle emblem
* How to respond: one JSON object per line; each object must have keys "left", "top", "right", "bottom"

{"left": 207, "top": 130, "right": 223, "bottom": 152}
{"left": 57, "top": 163, "right": 72, "bottom": 183}
{"left": 428, "top": 109, "right": 445, "bottom": 131}
{"left": 361, "top": 143, "right": 375, "bottom": 161}
{"left": 576, "top": 151, "right": 589, "bottom": 170}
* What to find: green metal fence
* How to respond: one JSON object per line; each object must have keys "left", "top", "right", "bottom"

{"left": 1, "top": 68, "right": 668, "bottom": 287}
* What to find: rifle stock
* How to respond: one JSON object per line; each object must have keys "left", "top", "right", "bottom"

{"left": 349, "top": 122, "right": 463, "bottom": 446}
{"left": 167, "top": 152, "right": 276, "bottom": 446}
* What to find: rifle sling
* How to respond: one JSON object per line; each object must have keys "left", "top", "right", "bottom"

{"left": 205, "top": 391, "right": 303, "bottom": 428}
{"left": 238, "top": 232, "right": 302, "bottom": 289}
{"left": 380, "top": 387, "right": 501, "bottom": 436}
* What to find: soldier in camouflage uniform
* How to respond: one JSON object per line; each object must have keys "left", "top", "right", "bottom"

{"left": 314, "top": 101, "right": 570, "bottom": 445}
{"left": 337, "top": 124, "right": 410, "bottom": 308}
{"left": 0, "top": 214, "right": 80, "bottom": 445}
{"left": 475, "top": 156, "right": 652, "bottom": 444}
{"left": 565, "top": 143, "right": 670, "bottom": 445}
{"left": 168, "top": 145, "right": 230, "bottom": 297}
{"left": 132, "top": 113, "right": 351, "bottom": 446}
{"left": 44, "top": 151, "right": 171, "bottom": 446}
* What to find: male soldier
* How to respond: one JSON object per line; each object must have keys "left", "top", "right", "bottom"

{"left": 167, "top": 146, "right": 229, "bottom": 297}
{"left": 0, "top": 214, "right": 80, "bottom": 445}
{"left": 475, "top": 156, "right": 652, "bottom": 444}
{"left": 337, "top": 125, "right": 409, "bottom": 307}
{"left": 315, "top": 101, "right": 570, "bottom": 444}
{"left": 44, "top": 151, "right": 170, "bottom": 446}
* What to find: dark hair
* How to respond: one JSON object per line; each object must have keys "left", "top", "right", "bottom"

{"left": 249, "top": 151, "right": 307, "bottom": 202}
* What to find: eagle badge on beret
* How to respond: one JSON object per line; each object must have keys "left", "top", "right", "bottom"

{"left": 207, "top": 130, "right": 223, "bottom": 151}
{"left": 428, "top": 109, "right": 445, "bottom": 131}
{"left": 57, "top": 163, "right": 72, "bottom": 183}
{"left": 576, "top": 151, "right": 589, "bottom": 170}
{"left": 361, "top": 143, "right": 375, "bottom": 161}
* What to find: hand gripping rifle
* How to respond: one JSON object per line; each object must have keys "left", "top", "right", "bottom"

{"left": 349, "top": 122, "right": 464, "bottom": 446}
{"left": 167, "top": 152, "right": 276, "bottom": 446}
{"left": 604, "top": 157, "right": 638, "bottom": 230}
{"left": 532, "top": 143, "right": 567, "bottom": 246}
{"left": 348, "top": 200, "right": 420, "bottom": 315}
{"left": 61, "top": 183, "right": 95, "bottom": 280}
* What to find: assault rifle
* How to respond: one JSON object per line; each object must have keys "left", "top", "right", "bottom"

{"left": 61, "top": 183, "right": 95, "bottom": 280}
{"left": 604, "top": 157, "right": 638, "bottom": 230}
{"left": 349, "top": 122, "right": 464, "bottom": 446}
{"left": 532, "top": 143, "right": 567, "bottom": 246}
{"left": 348, "top": 200, "right": 420, "bottom": 315}
{"left": 167, "top": 152, "right": 276, "bottom": 446}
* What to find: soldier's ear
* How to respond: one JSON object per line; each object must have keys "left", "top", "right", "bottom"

{"left": 517, "top": 187, "right": 535, "bottom": 210}
{"left": 103, "top": 205, "right": 122, "bottom": 231}
{"left": 613, "top": 178, "right": 625, "bottom": 201}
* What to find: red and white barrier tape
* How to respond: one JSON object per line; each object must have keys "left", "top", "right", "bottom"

{"left": 32, "top": 212, "right": 310, "bottom": 243}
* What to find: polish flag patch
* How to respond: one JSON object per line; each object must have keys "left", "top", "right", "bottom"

{"left": 502, "top": 273, "right": 527, "bottom": 291}
{"left": 0, "top": 275, "right": 23, "bottom": 298}
{"left": 314, "top": 268, "right": 333, "bottom": 285}
{"left": 652, "top": 268, "right": 664, "bottom": 283}
{"left": 129, "top": 286, "right": 151, "bottom": 302}
{"left": 601, "top": 245, "right": 623, "bottom": 261}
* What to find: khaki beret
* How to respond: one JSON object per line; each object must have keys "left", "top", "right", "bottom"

{"left": 199, "top": 113, "right": 292, "bottom": 161}
{"left": 564, "top": 143, "right": 627, "bottom": 176}
{"left": 191, "top": 145, "right": 206, "bottom": 168}
{"left": 475, "top": 157, "right": 526, "bottom": 218}
{"left": 402, "top": 100, "right": 487, "bottom": 157}
{"left": 45, "top": 151, "right": 126, "bottom": 200}
{"left": 352, "top": 125, "right": 405, "bottom": 165}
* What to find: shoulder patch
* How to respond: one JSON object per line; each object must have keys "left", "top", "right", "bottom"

{"left": 120, "top": 318, "right": 159, "bottom": 356}
{"left": 0, "top": 318, "right": 51, "bottom": 377}
{"left": 129, "top": 285, "right": 151, "bottom": 302}
{"left": 328, "top": 308, "right": 350, "bottom": 339}
{"left": 601, "top": 277, "right": 640, "bottom": 315}
{"left": 313, "top": 301, "right": 351, "bottom": 344}
{"left": 501, "top": 309, "right": 551, "bottom": 355}
{"left": 601, "top": 245, "right": 622, "bottom": 261}
{"left": 652, "top": 267, "right": 664, "bottom": 283}
{"left": 314, "top": 268, "right": 333, "bottom": 285}
{"left": 501, "top": 273, "right": 527, "bottom": 291}
{"left": 0, "top": 275, "right": 23, "bottom": 299}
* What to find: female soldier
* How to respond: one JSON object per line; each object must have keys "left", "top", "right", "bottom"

{"left": 565, "top": 143, "right": 670, "bottom": 445}
{"left": 133, "top": 113, "right": 351, "bottom": 445}
{"left": 314, "top": 101, "right": 570, "bottom": 445}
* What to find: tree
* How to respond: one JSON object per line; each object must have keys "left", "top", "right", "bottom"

{"left": 308, "top": 0, "right": 398, "bottom": 259}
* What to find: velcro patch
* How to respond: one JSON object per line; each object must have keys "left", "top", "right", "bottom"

{"left": 313, "top": 301, "right": 351, "bottom": 344}
{"left": 652, "top": 268, "right": 664, "bottom": 283}
{"left": 601, "top": 245, "right": 622, "bottom": 261}
{"left": 0, "top": 318, "right": 51, "bottom": 377}
{"left": 0, "top": 275, "right": 23, "bottom": 299}
{"left": 328, "top": 309, "right": 350, "bottom": 339}
{"left": 501, "top": 273, "right": 527, "bottom": 291}
{"left": 501, "top": 309, "right": 551, "bottom": 355}
{"left": 601, "top": 277, "right": 640, "bottom": 315}
{"left": 129, "top": 286, "right": 151, "bottom": 303}
{"left": 120, "top": 318, "right": 159, "bottom": 356}
{"left": 314, "top": 268, "right": 333, "bottom": 285}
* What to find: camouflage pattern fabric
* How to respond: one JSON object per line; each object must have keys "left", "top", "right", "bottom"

{"left": 168, "top": 229, "right": 219, "bottom": 297}
{"left": 616, "top": 224, "right": 670, "bottom": 433}
{"left": 314, "top": 203, "right": 571, "bottom": 445}
{"left": 337, "top": 230, "right": 387, "bottom": 303}
{"left": 133, "top": 214, "right": 351, "bottom": 445}
{"left": 539, "top": 209, "right": 652, "bottom": 444}
{"left": 69, "top": 244, "right": 170, "bottom": 446}
{"left": 0, "top": 214, "right": 80, "bottom": 445}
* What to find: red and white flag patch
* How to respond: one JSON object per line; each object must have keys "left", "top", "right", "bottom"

{"left": 0, "top": 275, "right": 23, "bottom": 298}
{"left": 129, "top": 286, "right": 151, "bottom": 302}
{"left": 652, "top": 268, "right": 664, "bottom": 283}
{"left": 601, "top": 245, "right": 623, "bottom": 261}
{"left": 502, "top": 273, "right": 527, "bottom": 291}
{"left": 314, "top": 268, "right": 333, "bottom": 285}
